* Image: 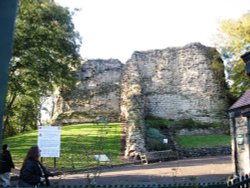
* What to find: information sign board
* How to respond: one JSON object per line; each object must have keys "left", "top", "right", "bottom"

{"left": 237, "top": 134, "right": 244, "bottom": 145}
{"left": 38, "top": 126, "right": 61, "bottom": 157}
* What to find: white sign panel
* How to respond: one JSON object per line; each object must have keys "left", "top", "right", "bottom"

{"left": 38, "top": 126, "right": 61, "bottom": 157}
{"left": 163, "top": 138, "right": 168, "bottom": 144}
{"left": 94, "top": 154, "right": 110, "bottom": 162}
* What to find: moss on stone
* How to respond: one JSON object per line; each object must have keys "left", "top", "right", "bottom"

{"left": 207, "top": 48, "right": 227, "bottom": 86}
{"left": 56, "top": 111, "right": 119, "bottom": 122}
{"left": 145, "top": 115, "right": 228, "bottom": 131}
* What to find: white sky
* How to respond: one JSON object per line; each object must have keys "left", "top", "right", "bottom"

{"left": 55, "top": 0, "right": 249, "bottom": 63}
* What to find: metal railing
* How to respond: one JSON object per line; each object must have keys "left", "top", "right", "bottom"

{"left": 227, "top": 174, "right": 250, "bottom": 188}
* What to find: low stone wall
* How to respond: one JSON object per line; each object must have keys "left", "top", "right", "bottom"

{"left": 144, "top": 150, "right": 178, "bottom": 163}
{"left": 139, "top": 146, "right": 230, "bottom": 163}
{"left": 176, "top": 128, "right": 225, "bottom": 136}
{"left": 179, "top": 146, "right": 231, "bottom": 158}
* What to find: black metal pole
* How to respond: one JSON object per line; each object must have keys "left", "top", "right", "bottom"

{"left": 0, "top": 0, "right": 18, "bottom": 146}
{"left": 241, "top": 51, "right": 250, "bottom": 76}
{"left": 232, "top": 118, "right": 239, "bottom": 175}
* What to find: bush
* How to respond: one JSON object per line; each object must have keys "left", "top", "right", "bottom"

{"left": 146, "top": 138, "right": 168, "bottom": 151}
{"left": 147, "top": 128, "right": 164, "bottom": 138}
{"left": 146, "top": 128, "right": 168, "bottom": 151}
{"left": 145, "top": 116, "right": 174, "bottom": 129}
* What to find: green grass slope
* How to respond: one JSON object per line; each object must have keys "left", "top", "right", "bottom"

{"left": 4, "top": 122, "right": 231, "bottom": 170}
{"left": 4, "top": 123, "right": 122, "bottom": 169}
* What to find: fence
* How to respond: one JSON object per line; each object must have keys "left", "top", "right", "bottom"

{"left": 13, "top": 179, "right": 250, "bottom": 188}
{"left": 13, "top": 174, "right": 250, "bottom": 188}
{"left": 227, "top": 174, "right": 250, "bottom": 188}
{"left": 56, "top": 183, "right": 227, "bottom": 188}
{"left": 51, "top": 175, "right": 250, "bottom": 188}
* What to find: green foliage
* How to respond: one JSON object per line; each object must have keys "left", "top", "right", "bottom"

{"left": 147, "top": 128, "right": 164, "bottom": 139}
{"left": 4, "top": 123, "right": 121, "bottom": 169}
{"left": 145, "top": 116, "right": 174, "bottom": 129}
{"left": 5, "top": 0, "right": 82, "bottom": 136}
{"left": 207, "top": 48, "right": 225, "bottom": 79}
{"left": 146, "top": 128, "right": 168, "bottom": 151}
{"left": 5, "top": 95, "right": 39, "bottom": 136}
{"left": 176, "top": 134, "right": 231, "bottom": 148}
{"left": 5, "top": 122, "right": 231, "bottom": 167}
{"left": 145, "top": 116, "right": 229, "bottom": 150}
{"left": 174, "top": 119, "right": 198, "bottom": 129}
{"left": 56, "top": 111, "right": 119, "bottom": 123}
{"left": 215, "top": 11, "right": 250, "bottom": 98}
{"left": 145, "top": 116, "right": 227, "bottom": 130}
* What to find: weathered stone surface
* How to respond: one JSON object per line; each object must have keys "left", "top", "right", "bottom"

{"left": 179, "top": 146, "right": 231, "bottom": 158}
{"left": 51, "top": 59, "right": 123, "bottom": 124}
{"left": 120, "top": 62, "right": 146, "bottom": 157}
{"left": 121, "top": 43, "right": 228, "bottom": 123}
{"left": 51, "top": 43, "right": 229, "bottom": 158}
{"left": 119, "top": 43, "right": 228, "bottom": 157}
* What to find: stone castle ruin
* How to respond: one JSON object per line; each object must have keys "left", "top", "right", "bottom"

{"left": 51, "top": 43, "right": 229, "bottom": 157}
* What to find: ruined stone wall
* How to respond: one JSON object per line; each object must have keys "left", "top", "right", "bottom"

{"left": 120, "top": 62, "right": 146, "bottom": 157}
{"left": 51, "top": 59, "right": 123, "bottom": 124}
{"left": 50, "top": 43, "right": 229, "bottom": 158}
{"left": 117, "top": 43, "right": 229, "bottom": 157}
{"left": 120, "top": 43, "right": 228, "bottom": 123}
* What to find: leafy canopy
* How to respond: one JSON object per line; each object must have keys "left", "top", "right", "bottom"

{"left": 215, "top": 12, "right": 250, "bottom": 98}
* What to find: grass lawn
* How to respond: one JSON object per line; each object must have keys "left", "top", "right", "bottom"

{"left": 176, "top": 134, "right": 231, "bottom": 148}
{"left": 4, "top": 123, "right": 231, "bottom": 170}
{"left": 4, "top": 123, "right": 122, "bottom": 169}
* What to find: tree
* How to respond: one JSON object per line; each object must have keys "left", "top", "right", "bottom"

{"left": 4, "top": 0, "right": 81, "bottom": 136}
{"left": 215, "top": 12, "right": 250, "bottom": 99}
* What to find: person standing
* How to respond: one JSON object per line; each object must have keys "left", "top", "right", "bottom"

{"left": 18, "top": 146, "right": 54, "bottom": 187}
{"left": 0, "top": 144, "right": 15, "bottom": 187}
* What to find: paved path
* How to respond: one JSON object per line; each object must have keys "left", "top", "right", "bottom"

{"left": 41, "top": 155, "right": 234, "bottom": 186}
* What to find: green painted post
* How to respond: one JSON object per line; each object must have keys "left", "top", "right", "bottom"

{"left": 0, "top": 0, "right": 18, "bottom": 146}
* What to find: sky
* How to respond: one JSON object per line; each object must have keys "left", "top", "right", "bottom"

{"left": 55, "top": 0, "right": 249, "bottom": 63}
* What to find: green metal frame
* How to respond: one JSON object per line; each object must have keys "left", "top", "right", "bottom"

{"left": 0, "top": 0, "right": 18, "bottom": 146}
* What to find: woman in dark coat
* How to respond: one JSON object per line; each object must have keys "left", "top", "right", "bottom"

{"left": 18, "top": 146, "right": 54, "bottom": 187}
{"left": 0, "top": 144, "right": 15, "bottom": 187}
